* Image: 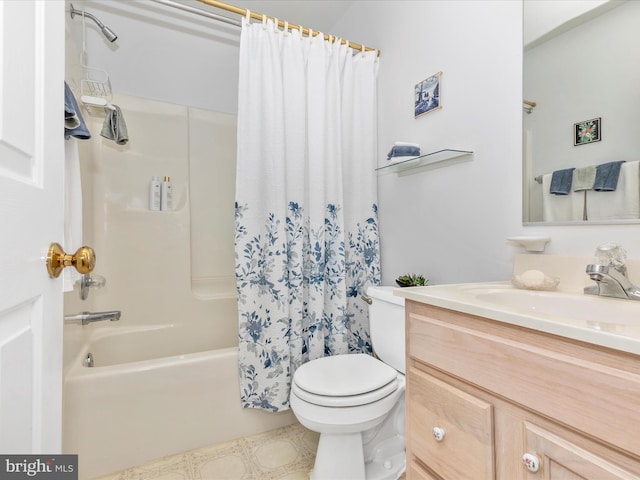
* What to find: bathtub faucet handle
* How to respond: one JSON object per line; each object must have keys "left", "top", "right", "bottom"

{"left": 78, "top": 274, "right": 106, "bottom": 300}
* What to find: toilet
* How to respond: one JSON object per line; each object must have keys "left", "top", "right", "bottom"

{"left": 290, "top": 286, "right": 406, "bottom": 480}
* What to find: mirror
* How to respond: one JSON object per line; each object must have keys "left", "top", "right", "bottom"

{"left": 523, "top": 0, "right": 640, "bottom": 224}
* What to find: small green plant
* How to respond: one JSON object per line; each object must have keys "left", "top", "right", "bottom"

{"left": 395, "top": 273, "right": 428, "bottom": 287}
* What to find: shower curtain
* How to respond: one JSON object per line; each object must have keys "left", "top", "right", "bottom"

{"left": 235, "top": 19, "right": 380, "bottom": 412}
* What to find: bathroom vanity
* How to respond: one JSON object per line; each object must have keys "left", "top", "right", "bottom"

{"left": 397, "top": 284, "right": 640, "bottom": 480}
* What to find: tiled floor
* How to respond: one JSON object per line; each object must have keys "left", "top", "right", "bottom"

{"left": 94, "top": 424, "right": 319, "bottom": 480}
{"left": 94, "top": 423, "right": 406, "bottom": 480}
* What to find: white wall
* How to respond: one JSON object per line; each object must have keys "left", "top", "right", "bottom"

{"left": 523, "top": 0, "right": 612, "bottom": 47}
{"left": 68, "top": 0, "right": 640, "bottom": 288}
{"left": 331, "top": 1, "right": 523, "bottom": 284}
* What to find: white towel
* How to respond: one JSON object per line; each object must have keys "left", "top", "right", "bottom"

{"left": 63, "top": 138, "right": 83, "bottom": 292}
{"left": 542, "top": 173, "right": 584, "bottom": 221}
{"left": 587, "top": 161, "right": 640, "bottom": 221}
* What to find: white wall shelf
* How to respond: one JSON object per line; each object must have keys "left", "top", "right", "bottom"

{"left": 377, "top": 149, "right": 473, "bottom": 175}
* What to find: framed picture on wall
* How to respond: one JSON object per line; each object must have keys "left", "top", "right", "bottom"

{"left": 414, "top": 72, "right": 442, "bottom": 118}
{"left": 574, "top": 117, "right": 601, "bottom": 146}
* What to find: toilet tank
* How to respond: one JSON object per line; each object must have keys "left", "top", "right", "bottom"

{"left": 366, "top": 286, "right": 406, "bottom": 374}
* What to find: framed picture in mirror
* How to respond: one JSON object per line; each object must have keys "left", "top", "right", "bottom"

{"left": 574, "top": 117, "right": 601, "bottom": 146}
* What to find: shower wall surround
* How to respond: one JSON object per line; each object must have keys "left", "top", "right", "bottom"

{"left": 63, "top": 93, "right": 238, "bottom": 363}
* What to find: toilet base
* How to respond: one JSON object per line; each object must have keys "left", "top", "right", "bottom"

{"left": 310, "top": 432, "right": 405, "bottom": 480}
{"left": 309, "top": 394, "right": 406, "bottom": 480}
{"left": 365, "top": 450, "right": 405, "bottom": 480}
{"left": 311, "top": 432, "right": 365, "bottom": 480}
{"left": 363, "top": 393, "right": 406, "bottom": 480}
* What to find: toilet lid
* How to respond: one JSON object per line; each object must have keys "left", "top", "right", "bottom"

{"left": 293, "top": 353, "right": 398, "bottom": 397}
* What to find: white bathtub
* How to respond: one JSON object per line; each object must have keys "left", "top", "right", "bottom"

{"left": 62, "top": 321, "right": 295, "bottom": 480}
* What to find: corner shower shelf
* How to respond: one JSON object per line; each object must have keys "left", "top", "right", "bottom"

{"left": 376, "top": 148, "right": 473, "bottom": 175}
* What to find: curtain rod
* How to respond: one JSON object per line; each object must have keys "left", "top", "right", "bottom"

{"left": 197, "top": 0, "right": 380, "bottom": 56}
{"left": 150, "top": 0, "right": 242, "bottom": 27}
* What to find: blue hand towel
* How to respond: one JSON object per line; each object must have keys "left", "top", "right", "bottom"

{"left": 64, "top": 82, "right": 91, "bottom": 139}
{"left": 387, "top": 145, "right": 420, "bottom": 160}
{"left": 593, "top": 160, "right": 625, "bottom": 191}
{"left": 100, "top": 105, "right": 129, "bottom": 145}
{"left": 549, "top": 168, "right": 575, "bottom": 195}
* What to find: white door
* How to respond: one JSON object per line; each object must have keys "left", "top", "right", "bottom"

{"left": 0, "top": 0, "right": 65, "bottom": 452}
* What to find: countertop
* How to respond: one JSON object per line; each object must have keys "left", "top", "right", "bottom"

{"left": 394, "top": 282, "right": 640, "bottom": 356}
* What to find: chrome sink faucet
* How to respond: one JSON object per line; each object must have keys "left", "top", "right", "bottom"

{"left": 585, "top": 243, "right": 640, "bottom": 300}
{"left": 64, "top": 310, "right": 121, "bottom": 325}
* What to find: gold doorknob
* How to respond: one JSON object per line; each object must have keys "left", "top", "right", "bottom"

{"left": 47, "top": 243, "right": 96, "bottom": 278}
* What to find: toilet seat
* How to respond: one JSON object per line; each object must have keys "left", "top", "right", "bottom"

{"left": 292, "top": 353, "right": 399, "bottom": 407}
{"left": 292, "top": 377, "right": 398, "bottom": 407}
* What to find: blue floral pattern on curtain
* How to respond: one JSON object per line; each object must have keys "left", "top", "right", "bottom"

{"left": 235, "top": 19, "right": 380, "bottom": 412}
{"left": 236, "top": 201, "right": 380, "bottom": 411}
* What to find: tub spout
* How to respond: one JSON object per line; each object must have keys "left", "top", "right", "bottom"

{"left": 64, "top": 310, "right": 121, "bottom": 325}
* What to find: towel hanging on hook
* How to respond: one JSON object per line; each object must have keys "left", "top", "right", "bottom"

{"left": 100, "top": 105, "right": 129, "bottom": 145}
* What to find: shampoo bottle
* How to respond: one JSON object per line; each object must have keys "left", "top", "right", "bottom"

{"left": 149, "top": 176, "right": 161, "bottom": 211}
{"left": 161, "top": 176, "right": 172, "bottom": 211}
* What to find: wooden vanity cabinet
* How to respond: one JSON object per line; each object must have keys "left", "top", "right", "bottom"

{"left": 405, "top": 300, "right": 640, "bottom": 480}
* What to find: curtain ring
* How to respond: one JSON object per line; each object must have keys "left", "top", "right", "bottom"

{"left": 244, "top": 9, "right": 250, "bottom": 25}
{"left": 361, "top": 44, "right": 365, "bottom": 57}
{"left": 284, "top": 20, "right": 289, "bottom": 35}
{"left": 274, "top": 17, "right": 278, "bottom": 32}
{"left": 262, "top": 14, "right": 267, "bottom": 29}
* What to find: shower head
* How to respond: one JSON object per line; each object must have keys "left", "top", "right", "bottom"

{"left": 100, "top": 25, "right": 118, "bottom": 43}
{"left": 70, "top": 3, "right": 118, "bottom": 43}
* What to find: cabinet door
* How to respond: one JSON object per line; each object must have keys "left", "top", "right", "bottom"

{"left": 524, "top": 423, "right": 637, "bottom": 480}
{"left": 407, "top": 365, "right": 495, "bottom": 480}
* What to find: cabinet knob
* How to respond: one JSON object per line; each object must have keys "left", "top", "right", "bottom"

{"left": 432, "top": 427, "right": 445, "bottom": 442}
{"left": 522, "top": 453, "right": 540, "bottom": 473}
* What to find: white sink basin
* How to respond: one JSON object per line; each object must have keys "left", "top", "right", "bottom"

{"left": 468, "top": 286, "right": 640, "bottom": 326}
